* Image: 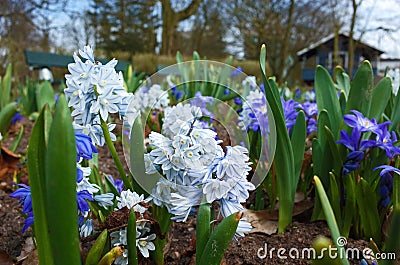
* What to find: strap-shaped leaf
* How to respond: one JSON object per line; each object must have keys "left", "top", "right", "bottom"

{"left": 355, "top": 178, "right": 381, "bottom": 243}
{"left": 314, "top": 66, "right": 342, "bottom": 138}
{"left": 290, "top": 110, "right": 306, "bottom": 191}
{"left": 196, "top": 198, "right": 211, "bottom": 264}
{"left": 0, "top": 64, "right": 12, "bottom": 109}
{"left": 346, "top": 61, "right": 374, "bottom": 116}
{"left": 85, "top": 229, "right": 108, "bottom": 265}
{"left": 314, "top": 176, "right": 349, "bottom": 265}
{"left": 369, "top": 76, "right": 391, "bottom": 120}
{"left": 45, "top": 95, "right": 81, "bottom": 264}
{"left": 0, "top": 102, "right": 17, "bottom": 134}
{"left": 27, "top": 105, "right": 53, "bottom": 265}
{"left": 199, "top": 212, "right": 241, "bottom": 265}
{"left": 260, "top": 45, "right": 295, "bottom": 232}
{"left": 127, "top": 210, "right": 138, "bottom": 265}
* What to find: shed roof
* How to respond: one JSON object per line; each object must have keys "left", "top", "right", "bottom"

{"left": 25, "top": 50, "right": 130, "bottom": 72}
{"left": 296, "top": 33, "right": 384, "bottom": 57}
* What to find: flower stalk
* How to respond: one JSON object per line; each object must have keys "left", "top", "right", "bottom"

{"left": 100, "top": 117, "right": 133, "bottom": 191}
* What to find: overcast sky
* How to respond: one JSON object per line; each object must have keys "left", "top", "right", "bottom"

{"left": 357, "top": 0, "right": 400, "bottom": 58}
{"left": 52, "top": 0, "right": 400, "bottom": 58}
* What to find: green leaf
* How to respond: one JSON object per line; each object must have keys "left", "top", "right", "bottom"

{"left": 369, "top": 76, "right": 391, "bottom": 120}
{"left": 389, "top": 90, "right": 400, "bottom": 131}
{"left": 328, "top": 172, "right": 341, "bottom": 224}
{"left": 355, "top": 178, "right": 381, "bottom": 243}
{"left": 314, "top": 176, "right": 350, "bottom": 265}
{"left": 45, "top": 95, "right": 81, "bottom": 264}
{"left": 1, "top": 64, "right": 12, "bottom": 109}
{"left": 27, "top": 105, "right": 53, "bottom": 265}
{"left": 0, "top": 101, "right": 17, "bottom": 135}
{"left": 334, "top": 66, "right": 350, "bottom": 98}
{"left": 36, "top": 81, "right": 55, "bottom": 111}
{"left": 85, "top": 230, "right": 108, "bottom": 265}
{"left": 342, "top": 175, "right": 355, "bottom": 237}
{"left": 314, "top": 66, "right": 342, "bottom": 138}
{"left": 196, "top": 198, "right": 211, "bottom": 264}
{"left": 129, "top": 115, "right": 157, "bottom": 195}
{"left": 10, "top": 125, "right": 24, "bottom": 152}
{"left": 315, "top": 111, "right": 332, "bottom": 188}
{"left": 260, "top": 45, "right": 295, "bottom": 232}
{"left": 324, "top": 126, "right": 342, "bottom": 175}
{"left": 339, "top": 91, "right": 347, "bottom": 117}
{"left": 199, "top": 212, "right": 241, "bottom": 265}
{"left": 346, "top": 61, "right": 374, "bottom": 116}
{"left": 127, "top": 210, "right": 138, "bottom": 265}
{"left": 290, "top": 110, "right": 306, "bottom": 190}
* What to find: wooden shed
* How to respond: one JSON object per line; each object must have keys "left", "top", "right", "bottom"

{"left": 297, "top": 33, "right": 383, "bottom": 83}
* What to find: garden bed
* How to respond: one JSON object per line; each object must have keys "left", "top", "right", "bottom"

{"left": 0, "top": 117, "right": 373, "bottom": 265}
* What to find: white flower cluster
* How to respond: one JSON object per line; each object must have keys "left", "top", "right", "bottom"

{"left": 111, "top": 190, "right": 156, "bottom": 263}
{"left": 64, "top": 46, "right": 134, "bottom": 146}
{"left": 131, "top": 84, "right": 170, "bottom": 112}
{"left": 147, "top": 103, "right": 254, "bottom": 237}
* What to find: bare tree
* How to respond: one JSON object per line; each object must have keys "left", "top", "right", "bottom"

{"left": 160, "top": 0, "right": 202, "bottom": 56}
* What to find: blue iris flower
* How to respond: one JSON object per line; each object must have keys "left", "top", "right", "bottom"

{"left": 230, "top": 67, "right": 243, "bottom": 78}
{"left": 282, "top": 98, "right": 301, "bottom": 131}
{"left": 77, "top": 190, "right": 94, "bottom": 213}
{"left": 75, "top": 132, "right": 98, "bottom": 162}
{"left": 10, "top": 184, "right": 34, "bottom": 232}
{"left": 22, "top": 213, "right": 34, "bottom": 233}
{"left": 11, "top": 112, "right": 23, "bottom": 124}
{"left": 375, "top": 165, "right": 399, "bottom": 207}
{"left": 171, "top": 86, "right": 184, "bottom": 100}
{"left": 10, "top": 184, "right": 32, "bottom": 214}
{"left": 343, "top": 110, "right": 381, "bottom": 133}
{"left": 107, "top": 176, "right": 124, "bottom": 193}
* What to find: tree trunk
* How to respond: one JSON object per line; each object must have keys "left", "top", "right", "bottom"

{"left": 348, "top": 0, "right": 359, "bottom": 77}
{"left": 277, "top": 0, "right": 295, "bottom": 83}
{"left": 333, "top": 25, "right": 339, "bottom": 67}
{"left": 160, "top": 0, "right": 202, "bottom": 56}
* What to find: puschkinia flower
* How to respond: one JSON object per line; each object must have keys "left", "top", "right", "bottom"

{"left": 94, "top": 193, "right": 115, "bottom": 209}
{"left": 65, "top": 45, "right": 134, "bottom": 146}
{"left": 111, "top": 222, "right": 156, "bottom": 262}
{"left": 0, "top": 132, "right": 2, "bottom": 141}
{"left": 131, "top": 84, "right": 169, "bottom": 112}
{"left": 148, "top": 103, "right": 254, "bottom": 237}
{"left": 116, "top": 190, "right": 147, "bottom": 214}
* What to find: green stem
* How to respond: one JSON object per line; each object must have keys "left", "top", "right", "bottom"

{"left": 100, "top": 117, "right": 133, "bottom": 191}
{"left": 150, "top": 205, "right": 172, "bottom": 265}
